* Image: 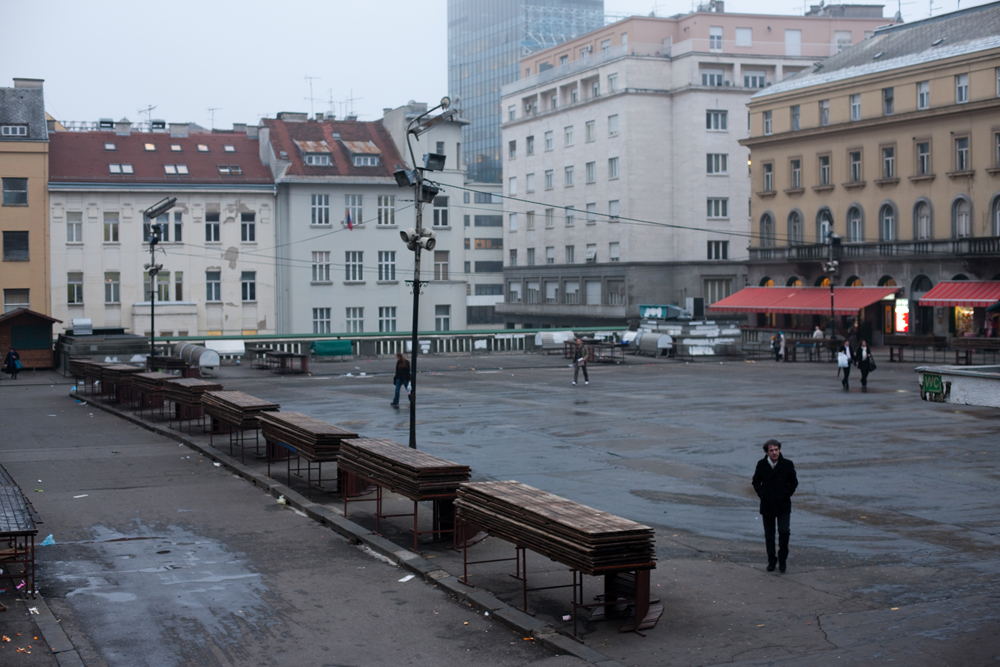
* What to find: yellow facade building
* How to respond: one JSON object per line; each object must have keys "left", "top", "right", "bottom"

{"left": 741, "top": 4, "right": 1000, "bottom": 338}
{"left": 1, "top": 78, "right": 50, "bottom": 315}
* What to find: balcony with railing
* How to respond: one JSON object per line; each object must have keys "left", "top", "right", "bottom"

{"left": 749, "top": 236, "right": 1000, "bottom": 261}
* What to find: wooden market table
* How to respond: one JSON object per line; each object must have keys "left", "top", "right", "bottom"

{"left": 0, "top": 464, "right": 39, "bottom": 608}
{"left": 130, "top": 371, "right": 176, "bottom": 418}
{"left": 264, "top": 350, "right": 309, "bottom": 374}
{"left": 455, "top": 480, "right": 660, "bottom": 639}
{"left": 99, "top": 364, "right": 145, "bottom": 405}
{"left": 337, "top": 438, "right": 471, "bottom": 551}
{"left": 162, "top": 378, "right": 224, "bottom": 432}
{"left": 201, "top": 391, "right": 280, "bottom": 463}
{"left": 258, "top": 412, "right": 359, "bottom": 500}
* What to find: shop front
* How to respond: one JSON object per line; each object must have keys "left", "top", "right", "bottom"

{"left": 918, "top": 281, "right": 1000, "bottom": 340}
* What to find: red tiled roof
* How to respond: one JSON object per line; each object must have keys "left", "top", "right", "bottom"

{"left": 262, "top": 117, "right": 403, "bottom": 178}
{"left": 49, "top": 130, "right": 273, "bottom": 185}
{"left": 709, "top": 286, "right": 900, "bottom": 315}
{"left": 918, "top": 281, "right": 1000, "bottom": 308}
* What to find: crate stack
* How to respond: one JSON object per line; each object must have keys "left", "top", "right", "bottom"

{"left": 257, "top": 412, "right": 357, "bottom": 461}
{"left": 455, "top": 481, "right": 656, "bottom": 576}
{"left": 338, "top": 438, "right": 471, "bottom": 500}
{"left": 162, "top": 378, "right": 224, "bottom": 407}
{"left": 201, "top": 391, "right": 279, "bottom": 430}
{"left": 99, "top": 364, "right": 143, "bottom": 387}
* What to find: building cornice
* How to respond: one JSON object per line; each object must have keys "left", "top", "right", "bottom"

{"left": 48, "top": 181, "right": 276, "bottom": 194}
{"left": 275, "top": 176, "right": 398, "bottom": 186}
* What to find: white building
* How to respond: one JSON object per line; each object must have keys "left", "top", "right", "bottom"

{"left": 48, "top": 120, "right": 277, "bottom": 337}
{"left": 498, "top": 7, "right": 890, "bottom": 326}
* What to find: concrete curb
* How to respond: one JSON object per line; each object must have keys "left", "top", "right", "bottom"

{"left": 69, "top": 392, "right": 622, "bottom": 666}
{"left": 14, "top": 594, "right": 86, "bottom": 667}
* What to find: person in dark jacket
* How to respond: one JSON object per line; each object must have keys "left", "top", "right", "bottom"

{"left": 854, "top": 339, "right": 874, "bottom": 393}
{"left": 391, "top": 353, "right": 410, "bottom": 407}
{"left": 752, "top": 439, "right": 799, "bottom": 572}
{"left": 4, "top": 347, "right": 20, "bottom": 380}
{"left": 572, "top": 338, "right": 589, "bottom": 385}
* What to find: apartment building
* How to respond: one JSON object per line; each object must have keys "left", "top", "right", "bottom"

{"left": 1, "top": 78, "right": 50, "bottom": 315}
{"left": 48, "top": 121, "right": 276, "bottom": 336}
{"left": 742, "top": 2, "right": 1000, "bottom": 338}
{"left": 261, "top": 112, "right": 468, "bottom": 335}
{"left": 498, "top": 7, "right": 890, "bottom": 327}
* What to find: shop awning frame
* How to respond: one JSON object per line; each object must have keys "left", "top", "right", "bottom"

{"left": 917, "top": 281, "right": 1000, "bottom": 308}
{"left": 708, "top": 286, "right": 900, "bottom": 316}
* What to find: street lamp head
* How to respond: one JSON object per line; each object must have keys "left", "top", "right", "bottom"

{"left": 394, "top": 168, "right": 417, "bottom": 188}
{"left": 423, "top": 153, "right": 446, "bottom": 171}
{"left": 440, "top": 96, "right": 451, "bottom": 110}
{"left": 144, "top": 196, "right": 177, "bottom": 220}
{"left": 418, "top": 182, "right": 440, "bottom": 203}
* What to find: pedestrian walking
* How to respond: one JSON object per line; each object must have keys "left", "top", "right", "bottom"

{"left": 838, "top": 343, "right": 852, "bottom": 390}
{"left": 771, "top": 331, "right": 786, "bottom": 362}
{"left": 751, "top": 439, "right": 798, "bottom": 573}
{"left": 572, "top": 338, "right": 589, "bottom": 385}
{"left": 4, "top": 347, "right": 21, "bottom": 380}
{"left": 390, "top": 353, "right": 410, "bottom": 407}
{"left": 812, "top": 325, "right": 824, "bottom": 339}
{"left": 854, "top": 339, "right": 875, "bottom": 393}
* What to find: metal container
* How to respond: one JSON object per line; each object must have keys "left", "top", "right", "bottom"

{"left": 173, "top": 343, "right": 221, "bottom": 369}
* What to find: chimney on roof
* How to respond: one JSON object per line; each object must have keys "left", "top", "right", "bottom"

{"left": 277, "top": 112, "right": 308, "bottom": 122}
{"left": 246, "top": 125, "right": 259, "bottom": 139}
{"left": 13, "top": 78, "right": 43, "bottom": 89}
{"left": 233, "top": 123, "right": 246, "bottom": 134}
{"left": 169, "top": 123, "right": 190, "bottom": 137}
{"left": 346, "top": 115, "right": 358, "bottom": 122}
{"left": 47, "top": 119, "right": 56, "bottom": 132}
{"left": 315, "top": 113, "right": 324, "bottom": 121}
{"left": 115, "top": 119, "right": 132, "bottom": 136}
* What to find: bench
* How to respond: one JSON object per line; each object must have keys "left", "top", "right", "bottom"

{"left": 951, "top": 337, "right": 1000, "bottom": 365}
{"left": 884, "top": 335, "right": 947, "bottom": 362}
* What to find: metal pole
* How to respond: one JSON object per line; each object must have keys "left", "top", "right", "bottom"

{"left": 409, "top": 176, "right": 423, "bottom": 449}
{"left": 148, "top": 222, "right": 157, "bottom": 364}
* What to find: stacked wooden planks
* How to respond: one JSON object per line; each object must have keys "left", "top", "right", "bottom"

{"left": 100, "top": 364, "right": 144, "bottom": 387}
{"left": 257, "top": 412, "right": 357, "bottom": 461}
{"left": 338, "top": 438, "right": 470, "bottom": 500}
{"left": 455, "top": 481, "right": 656, "bottom": 576}
{"left": 163, "top": 378, "right": 224, "bottom": 406}
{"left": 132, "top": 372, "right": 176, "bottom": 395}
{"left": 78, "top": 360, "right": 112, "bottom": 381}
{"left": 202, "top": 391, "right": 279, "bottom": 430}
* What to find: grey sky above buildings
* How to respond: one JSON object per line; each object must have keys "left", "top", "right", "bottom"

{"left": 1, "top": 0, "right": 989, "bottom": 133}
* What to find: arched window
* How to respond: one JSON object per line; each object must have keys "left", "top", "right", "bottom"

{"left": 992, "top": 195, "right": 1000, "bottom": 236}
{"left": 878, "top": 276, "right": 897, "bottom": 287}
{"left": 817, "top": 208, "right": 833, "bottom": 242}
{"left": 879, "top": 204, "right": 896, "bottom": 241}
{"left": 914, "top": 200, "right": 932, "bottom": 240}
{"left": 911, "top": 274, "right": 933, "bottom": 294}
{"left": 847, "top": 206, "right": 864, "bottom": 242}
{"left": 815, "top": 275, "right": 831, "bottom": 287}
{"left": 760, "top": 214, "right": 775, "bottom": 247}
{"left": 788, "top": 211, "right": 803, "bottom": 244}
{"left": 786, "top": 277, "right": 802, "bottom": 287}
{"left": 952, "top": 273, "right": 969, "bottom": 280}
{"left": 846, "top": 276, "right": 863, "bottom": 286}
{"left": 760, "top": 276, "right": 775, "bottom": 287}
{"left": 952, "top": 197, "right": 972, "bottom": 238}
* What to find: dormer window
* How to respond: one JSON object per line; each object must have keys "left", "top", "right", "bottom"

{"left": 109, "top": 164, "right": 134, "bottom": 174}
{"left": 164, "top": 165, "right": 176, "bottom": 174}
{"left": 218, "top": 165, "right": 242, "bottom": 175}
{"left": 104, "top": 142, "right": 116, "bottom": 151}
{"left": 144, "top": 143, "right": 156, "bottom": 151}
{"left": 170, "top": 144, "right": 182, "bottom": 151}
{"left": 164, "top": 164, "right": 189, "bottom": 175}
{"left": 197, "top": 144, "right": 209, "bottom": 152}
{"left": 305, "top": 154, "right": 331, "bottom": 166}
{"left": 223, "top": 145, "right": 236, "bottom": 153}
{"left": 1, "top": 125, "right": 28, "bottom": 137}
{"left": 353, "top": 155, "right": 379, "bottom": 167}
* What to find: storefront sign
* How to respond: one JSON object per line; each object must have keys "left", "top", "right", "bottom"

{"left": 895, "top": 299, "right": 910, "bottom": 333}
{"left": 922, "top": 373, "right": 944, "bottom": 394}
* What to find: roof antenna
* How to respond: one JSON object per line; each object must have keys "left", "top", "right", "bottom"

{"left": 207, "top": 107, "right": 221, "bottom": 130}
{"left": 304, "top": 76, "right": 321, "bottom": 116}
{"left": 138, "top": 104, "right": 157, "bottom": 128}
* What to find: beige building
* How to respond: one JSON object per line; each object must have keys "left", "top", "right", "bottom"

{"left": 499, "top": 6, "right": 890, "bottom": 326}
{"left": 742, "top": 3, "right": 1000, "bottom": 338}
{"left": 1, "top": 78, "right": 50, "bottom": 315}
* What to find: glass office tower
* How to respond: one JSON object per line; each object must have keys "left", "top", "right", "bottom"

{"left": 448, "top": 0, "right": 604, "bottom": 183}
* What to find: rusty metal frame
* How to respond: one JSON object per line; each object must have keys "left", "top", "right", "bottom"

{"left": 265, "top": 439, "right": 339, "bottom": 501}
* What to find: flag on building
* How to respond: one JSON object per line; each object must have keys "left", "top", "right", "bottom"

{"left": 346, "top": 210, "right": 353, "bottom": 230}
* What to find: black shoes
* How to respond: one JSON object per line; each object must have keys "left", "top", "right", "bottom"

{"left": 767, "top": 561, "right": 777, "bottom": 572}
{"left": 862, "top": 386, "right": 867, "bottom": 393}
{"left": 779, "top": 562, "right": 787, "bottom": 573}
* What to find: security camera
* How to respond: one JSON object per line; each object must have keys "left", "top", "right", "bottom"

{"left": 418, "top": 231, "right": 437, "bottom": 251}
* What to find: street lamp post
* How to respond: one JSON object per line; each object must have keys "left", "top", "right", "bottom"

{"left": 393, "top": 97, "right": 456, "bottom": 449}
{"left": 824, "top": 233, "right": 841, "bottom": 354}
{"left": 143, "top": 197, "right": 177, "bottom": 366}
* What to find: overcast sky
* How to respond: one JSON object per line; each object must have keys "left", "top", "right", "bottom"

{"left": 1, "top": 0, "right": 987, "bottom": 131}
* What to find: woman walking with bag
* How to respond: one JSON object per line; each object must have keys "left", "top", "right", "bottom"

{"left": 838, "top": 344, "right": 851, "bottom": 391}
{"left": 854, "top": 340, "right": 875, "bottom": 393}
{"left": 4, "top": 347, "right": 21, "bottom": 380}
{"left": 391, "top": 353, "right": 410, "bottom": 407}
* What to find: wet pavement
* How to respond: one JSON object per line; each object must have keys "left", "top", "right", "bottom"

{"left": 2, "top": 351, "right": 999, "bottom": 665}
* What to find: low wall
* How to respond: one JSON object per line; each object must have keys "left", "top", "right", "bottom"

{"left": 915, "top": 365, "right": 1000, "bottom": 408}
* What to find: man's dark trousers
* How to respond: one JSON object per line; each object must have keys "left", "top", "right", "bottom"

{"left": 762, "top": 512, "right": 790, "bottom": 565}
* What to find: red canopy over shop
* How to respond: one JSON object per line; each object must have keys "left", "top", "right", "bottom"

{"left": 917, "top": 281, "right": 1000, "bottom": 308}
{"left": 708, "top": 286, "right": 900, "bottom": 316}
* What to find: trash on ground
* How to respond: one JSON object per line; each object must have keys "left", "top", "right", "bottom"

{"left": 398, "top": 574, "right": 415, "bottom": 583}
{"left": 73, "top": 494, "right": 88, "bottom": 499}
{"left": 40, "top": 535, "right": 55, "bottom": 546}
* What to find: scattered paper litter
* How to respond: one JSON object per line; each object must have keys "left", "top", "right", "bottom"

{"left": 28, "top": 607, "right": 39, "bottom": 615}
{"left": 398, "top": 574, "right": 415, "bottom": 583}
{"left": 40, "top": 535, "right": 55, "bottom": 546}
{"left": 562, "top": 615, "right": 571, "bottom": 621}
{"left": 214, "top": 462, "right": 221, "bottom": 467}
{"left": 73, "top": 494, "right": 88, "bottom": 499}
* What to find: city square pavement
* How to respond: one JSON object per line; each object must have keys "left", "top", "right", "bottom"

{"left": 2, "top": 350, "right": 999, "bottom": 666}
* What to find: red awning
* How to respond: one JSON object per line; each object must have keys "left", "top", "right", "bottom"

{"left": 709, "top": 287, "right": 900, "bottom": 315}
{"left": 918, "top": 281, "right": 1000, "bottom": 308}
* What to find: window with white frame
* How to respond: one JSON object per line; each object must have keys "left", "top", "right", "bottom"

{"left": 173, "top": 211, "right": 183, "bottom": 242}
{"left": 996, "top": 132, "right": 1000, "bottom": 167}
{"left": 586, "top": 202, "right": 597, "bottom": 224}
{"left": 378, "top": 251, "right": 396, "bottom": 280}
{"left": 353, "top": 155, "right": 379, "bottom": 167}
{"left": 916, "top": 202, "right": 931, "bottom": 239}
{"left": 67, "top": 211, "right": 83, "bottom": 243}
{"left": 707, "top": 153, "right": 728, "bottom": 174}
{"left": 590, "top": 80, "right": 599, "bottom": 97}
{"left": 545, "top": 208, "right": 554, "bottom": 228}
{"left": 311, "top": 194, "right": 330, "bottom": 225}
{"left": 609, "top": 200, "right": 619, "bottom": 220}
{"left": 313, "top": 308, "right": 331, "bottom": 334}
{"left": 707, "top": 240, "right": 728, "bottom": 260}
{"left": 607, "top": 281, "right": 625, "bottom": 305}
{"left": 377, "top": 195, "right": 395, "bottom": 225}
{"left": 526, "top": 135, "right": 534, "bottom": 154}
{"left": 763, "top": 110, "right": 772, "bottom": 135}
{"left": 954, "top": 198, "right": 971, "bottom": 238}
{"left": 346, "top": 307, "right": 364, "bottom": 333}
{"left": 508, "top": 281, "right": 521, "bottom": 302}
{"left": 955, "top": 136, "right": 969, "bottom": 171}
{"left": 526, "top": 210, "right": 535, "bottom": 230}
{"left": 608, "top": 114, "right": 619, "bottom": 137}
{"left": 956, "top": 73, "right": 968, "bottom": 103}
{"left": 206, "top": 271, "right": 221, "bottom": 301}
{"left": 174, "top": 271, "right": 184, "bottom": 301}
{"left": 704, "top": 278, "right": 732, "bottom": 304}
{"left": 882, "top": 146, "right": 895, "bottom": 178}
{"left": 586, "top": 120, "right": 595, "bottom": 142}
{"left": 883, "top": 87, "right": 894, "bottom": 116}
{"left": 709, "top": 26, "right": 723, "bottom": 51}
{"left": 849, "top": 151, "right": 862, "bottom": 182}
{"left": 67, "top": 272, "right": 83, "bottom": 304}
{"left": 509, "top": 249, "right": 517, "bottom": 266}
{"left": 564, "top": 280, "right": 579, "bottom": 303}
{"left": 312, "top": 251, "right": 331, "bottom": 282}
{"left": 544, "top": 169, "right": 553, "bottom": 189}
{"left": 586, "top": 162, "right": 596, "bottom": 182}
{"left": 104, "top": 271, "right": 120, "bottom": 304}
{"left": 345, "top": 251, "right": 363, "bottom": 281}
{"left": 818, "top": 209, "right": 833, "bottom": 240}
{"left": 608, "top": 73, "right": 618, "bottom": 92}
{"left": 241, "top": 271, "right": 256, "bottom": 302}
{"left": 241, "top": 212, "right": 256, "bottom": 242}
{"left": 433, "top": 196, "right": 449, "bottom": 226}
{"left": 4, "top": 289, "right": 29, "bottom": 313}
{"left": 434, "top": 250, "right": 449, "bottom": 280}
{"left": 0, "top": 124, "right": 27, "bottom": 137}
{"left": 585, "top": 244, "right": 597, "bottom": 263}
{"left": 508, "top": 140, "right": 516, "bottom": 159}
{"left": 565, "top": 207, "right": 575, "bottom": 226}
{"left": 848, "top": 207, "right": 863, "bottom": 242}
{"left": 850, "top": 94, "right": 861, "bottom": 121}
{"left": 509, "top": 213, "right": 518, "bottom": 231}
{"left": 917, "top": 81, "right": 929, "bottom": 110}
{"left": 508, "top": 176, "right": 517, "bottom": 196}
{"left": 205, "top": 212, "right": 221, "bottom": 242}
{"left": 526, "top": 281, "right": 540, "bottom": 303}
{"left": 104, "top": 211, "right": 120, "bottom": 243}
{"left": 564, "top": 166, "right": 574, "bottom": 186}
{"left": 735, "top": 27, "right": 752, "bottom": 47}
{"left": 544, "top": 130, "right": 553, "bottom": 150}
{"left": 345, "top": 195, "right": 362, "bottom": 226}
{"left": 707, "top": 198, "right": 728, "bottom": 218}
{"left": 564, "top": 125, "right": 573, "bottom": 146}
{"left": 508, "top": 105, "right": 515, "bottom": 121}
{"left": 819, "top": 155, "right": 831, "bottom": 185}
{"left": 744, "top": 70, "right": 765, "bottom": 88}
{"left": 544, "top": 281, "right": 559, "bottom": 303}
{"left": 917, "top": 142, "right": 931, "bottom": 174}
{"left": 819, "top": 99, "right": 830, "bottom": 126}
{"left": 305, "top": 154, "right": 331, "bottom": 166}
{"left": 525, "top": 173, "right": 535, "bottom": 193}
{"left": 879, "top": 204, "right": 895, "bottom": 241}
{"left": 608, "top": 157, "right": 619, "bottom": 179}
{"left": 706, "top": 110, "right": 727, "bottom": 130}
{"left": 545, "top": 246, "right": 555, "bottom": 264}
{"left": 791, "top": 105, "right": 800, "bottom": 130}
{"left": 790, "top": 159, "right": 801, "bottom": 188}
{"left": 565, "top": 245, "right": 575, "bottom": 263}
{"left": 702, "top": 68, "right": 723, "bottom": 86}
{"left": 379, "top": 306, "right": 396, "bottom": 332}
{"left": 609, "top": 242, "right": 620, "bottom": 262}
{"left": 763, "top": 163, "right": 773, "bottom": 191}
{"left": 527, "top": 247, "right": 535, "bottom": 265}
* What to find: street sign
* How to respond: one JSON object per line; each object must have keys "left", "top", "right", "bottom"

{"left": 922, "top": 373, "right": 944, "bottom": 394}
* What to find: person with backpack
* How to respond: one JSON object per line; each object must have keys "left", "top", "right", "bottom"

{"left": 4, "top": 347, "right": 21, "bottom": 380}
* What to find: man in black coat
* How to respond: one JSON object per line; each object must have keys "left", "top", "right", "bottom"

{"left": 752, "top": 439, "right": 798, "bottom": 572}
